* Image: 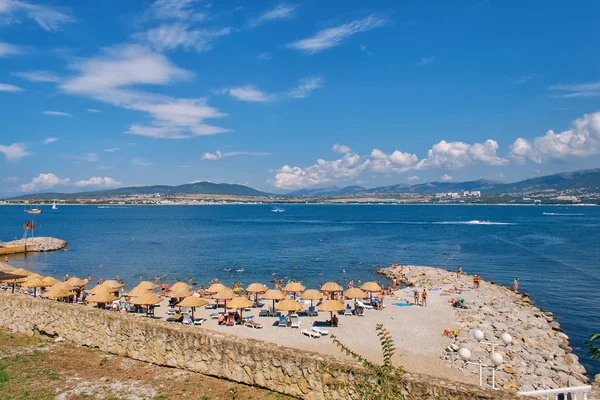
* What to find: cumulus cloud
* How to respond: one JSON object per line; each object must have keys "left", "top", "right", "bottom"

{"left": 43, "top": 110, "right": 71, "bottom": 117}
{"left": 131, "top": 157, "right": 153, "bottom": 166}
{"left": 0, "top": 83, "right": 23, "bottom": 92}
{"left": 12, "top": 70, "right": 61, "bottom": 82}
{"left": 74, "top": 177, "right": 121, "bottom": 188}
{"left": 440, "top": 173, "right": 453, "bottom": 181}
{"left": 274, "top": 153, "right": 370, "bottom": 189}
{"left": 202, "top": 150, "right": 271, "bottom": 160}
{"left": 60, "top": 44, "right": 229, "bottom": 139}
{"left": 416, "top": 139, "right": 508, "bottom": 170}
{"left": 43, "top": 137, "right": 58, "bottom": 145}
{"left": 0, "top": 142, "right": 30, "bottom": 161}
{"left": 332, "top": 143, "right": 351, "bottom": 154}
{"left": 286, "top": 14, "right": 386, "bottom": 54}
{"left": 136, "top": 23, "right": 231, "bottom": 53}
{"left": 0, "top": 0, "right": 75, "bottom": 31}
{"left": 509, "top": 111, "right": 600, "bottom": 163}
{"left": 370, "top": 149, "right": 419, "bottom": 173}
{"left": 19, "top": 173, "right": 70, "bottom": 192}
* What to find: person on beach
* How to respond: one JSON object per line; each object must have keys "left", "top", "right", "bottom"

{"left": 473, "top": 275, "right": 480, "bottom": 289}
{"left": 64, "top": 273, "right": 69, "bottom": 282}
{"left": 413, "top": 289, "right": 420, "bottom": 305}
{"left": 456, "top": 266, "right": 462, "bottom": 278}
{"left": 376, "top": 292, "right": 384, "bottom": 310}
{"left": 421, "top": 289, "right": 427, "bottom": 307}
{"left": 513, "top": 278, "right": 519, "bottom": 293}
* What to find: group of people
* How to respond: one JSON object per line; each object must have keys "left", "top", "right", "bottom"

{"left": 413, "top": 288, "right": 427, "bottom": 306}
{"left": 217, "top": 311, "right": 242, "bottom": 326}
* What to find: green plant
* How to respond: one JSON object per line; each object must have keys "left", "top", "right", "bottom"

{"left": 0, "top": 364, "right": 8, "bottom": 385}
{"left": 99, "top": 357, "right": 109, "bottom": 366}
{"left": 331, "top": 324, "right": 404, "bottom": 399}
{"left": 586, "top": 333, "right": 600, "bottom": 360}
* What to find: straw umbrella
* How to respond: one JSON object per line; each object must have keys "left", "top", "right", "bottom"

{"left": 40, "top": 276, "right": 59, "bottom": 287}
{"left": 246, "top": 283, "right": 267, "bottom": 307}
{"left": 226, "top": 296, "right": 254, "bottom": 324}
{"left": 360, "top": 281, "right": 382, "bottom": 302}
{"left": 171, "top": 282, "right": 191, "bottom": 292}
{"left": 318, "top": 300, "right": 344, "bottom": 326}
{"left": 21, "top": 278, "right": 46, "bottom": 296}
{"left": 283, "top": 282, "right": 305, "bottom": 299}
{"left": 66, "top": 277, "right": 87, "bottom": 288}
{"left": 300, "top": 289, "right": 323, "bottom": 307}
{"left": 41, "top": 287, "right": 75, "bottom": 299}
{"left": 177, "top": 296, "right": 208, "bottom": 320}
{"left": 136, "top": 281, "right": 158, "bottom": 290}
{"left": 321, "top": 282, "right": 343, "bottom": 299}
{"left": 130, "top": 293, "right": 162, "bottom": 316}
{"left": 276, "top": 299, "right": 303, "bottom": 313}
{"left": 124, "top": 286, "right": 153, "bottom": 297}
{"left": 102, "top": 280, "right": 125, "bottom": 289}
{"left": 168, "top": 287, "right": 193, "bottom": 299}
{"left": 207, "top": 283, "right": 226, "bottom": 293}
{"left": 87, "top": 284, "right": 115, "bottom": 295}
{"left": 344, "top": 288, "right": 368, "bottom": 313}
{"left": 86, "top": 291, "right": 118, "bottom": 309}
{"left": 11, "top": 268, "right": 33, "bottom": 276}
{"left": 262, "top": 289, "right": 285, "bottom": 314}
{"left": 213, "top": 288, "right": 235, "bottom": 309}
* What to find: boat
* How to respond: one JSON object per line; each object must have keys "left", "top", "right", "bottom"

{"left": 271, "top": 208, "right": 285, "bottom": 213}
{"left": 52, "top": 201, "right": 58, "bottom": 210}
{"left": 25, "top": 206, "right": 41, "bottom": 214}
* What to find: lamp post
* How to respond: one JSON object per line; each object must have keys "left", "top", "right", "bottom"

{"left": 458, "top": 329, "right": 512, "bottom": 389}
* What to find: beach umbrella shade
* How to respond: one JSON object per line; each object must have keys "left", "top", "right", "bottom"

{"left": 262, "top": 289, "right": 285, "bottom": 313}
{"left": 276, "top": 299, "right": 303, "bottom": 313}
{"left": 318, "top": 300, "right": 345, "bottom": 327}
{"left": 130, "top": 293, "right": 162, "bottom": 316}
{"left": 321, "top": 282, "right": 343, "bottom": 299}
{"left": 41, "top": 288, "right": 75, "bottom": 299}
{"left": 124, "top": 286, "right": 153, "bottom": 297}
{"left": 283, "top": 282, "right": 306, "bottom": 299}
{"left": 66, "top": 277, "right": 87, "bottom": 287}
{"left": 207, "top": 283, "right": 226, "bottom": 293}
{"left": 213, "top": 288, "right": 235, "bottom": 308}
{"left": 300, "top": 289, "right": 323, "bottom": 307}
{"left": 136, "top": 281, "right": 159, "bottom": 290}
{"left": 344, "top": 288, "right": 368, "bottom": 299}
{"left": 167, "top": 288, "right": 193, "bottom": 299}
{"left": 0, "top": 272, "right": 27, "bottom": 282}
{"left": 20, "top": 277, "right": 46, "bottom": 297}
{"left": 360, "top": 281, "right": 382, "bottom": 301}
{"left": 171, "top": 282, "right": 191, "bottom": 292}
{"left": 101, "top": 280, "right": 124, "bottom": 289}
{"left": 246, "top": 283, "right": 267, "bottom": 306}
{"left": 10, "top": 273, "right": 43, "bottom": 285}
{"left": 40, "top": 276, "right": 59, "bottom": 287}
{"left": 86, "top": 291, "right": 118, "bottom": 307}
{"left": 11, "top": 268, "right": 33, "bottom": 276}
{"left": 0, "top": 262, "right": 16, "bottom": 272}
{"left": 48, "top": 281, "right": 76, "bottom": 291}
{"left": 226, "top": 296, "right": 254, "bottom": 324}
{"left": 176, "top": 296, "right": 208, "bottom": 320}
{"left": 87, "top": 284, "right": 115, "bottom": 295}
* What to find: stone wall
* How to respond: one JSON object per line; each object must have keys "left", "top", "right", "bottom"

{"left": 0, "top": 293, "right": 521, "bottom": 400}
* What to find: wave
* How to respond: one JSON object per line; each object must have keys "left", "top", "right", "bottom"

{"left": 543, "top": 212, "right": 584, "bottom": 216}
{"left": 432, "top": 220, "right": 515, "bottom": 225}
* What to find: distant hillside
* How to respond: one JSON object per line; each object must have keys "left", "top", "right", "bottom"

{"left": 285, "top": 168, "right": 600, "bottom": 196}
{"left": 7, "top": 182, "right": 270, "bottom": 200}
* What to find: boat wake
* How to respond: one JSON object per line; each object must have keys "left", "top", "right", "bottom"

{"left": 433, "top": 220, "right": 515, "bottom": 225}
{"left": 543, "top": 212, "right": 584, "bottom": 216}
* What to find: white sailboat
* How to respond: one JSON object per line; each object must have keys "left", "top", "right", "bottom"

{"left": 52, "top": 201, "right": 58, "bottom": 210}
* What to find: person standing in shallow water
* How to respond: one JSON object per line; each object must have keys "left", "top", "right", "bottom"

{"left": 513, "top": 278, "right": 519, "bottom": 293}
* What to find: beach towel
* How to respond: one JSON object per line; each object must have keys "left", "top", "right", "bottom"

{"left": 394, "top": 302, "right": 413, "bottom": 307}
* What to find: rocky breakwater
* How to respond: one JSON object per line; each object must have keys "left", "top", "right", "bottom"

{"left": 2, "top": 237, "right": 67, "bottom": 252}
{"left": 378, "top": 265, "right": 589, "bottom": 393}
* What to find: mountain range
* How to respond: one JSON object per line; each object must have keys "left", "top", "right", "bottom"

{"left": 5, "top": 168, "right": 600, "bottom": 200}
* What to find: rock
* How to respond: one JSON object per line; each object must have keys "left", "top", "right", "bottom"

{"left": 55, "top": 336, "right": 65, "bottom": 342}
{"left": 503, "top": 367, "right": 518, "bottom": 374}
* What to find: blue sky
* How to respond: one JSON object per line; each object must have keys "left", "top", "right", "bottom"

{"left": 1, "top": 0, "right": 600, "bottom": 195}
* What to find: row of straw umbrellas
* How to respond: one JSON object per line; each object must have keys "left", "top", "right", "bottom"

{"left": 0, "top": 267, "right": 383, "bottom": 326}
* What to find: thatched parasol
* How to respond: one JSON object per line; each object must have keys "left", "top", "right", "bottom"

{"left": 40, "top": 276, "right": 59, "bottom": 287}
{"left": 41, "top": 288, "right": 75, "bottom": 299}
{"left": 136, "top": 281, "right": 158, "bottom": 290}
{"left": 262, "top": 289, "right": 285, "bottom": 313}
{"left": 87, "top": 284, "right": 115, "bottom": 295}
{"left": 318, "top": 300, "right": 344, "bottom": 326}
{"left": 66, "top": 277, "right": 87, "bottom": 287}
{"left": 276, "top": 299, "right": 303, "bottom": 313}
{"left": 300, "top": 289, "right": 323, "bottom": 307}
{"left": 101, "top": 280, "right": 124, "bottom": 289}
{"left": 283, "top": 282, "right": 305, "bottom": 299}
{"left": 11, "top": 268, "right": 33, "bottom": 276}
{"left": 130, "top": 293, "right": 162, "bottom": 316}
{"left": 226, "top": 296, "right": 254, "bottom": 324}
{"left": 10, "top": 273, "right": 43, "bottom": 285}
{"left": 20, "top": 278, "right": 46, "bottom": 296}
{"left": 171, "top": 282, "right": 191, "bottom": 292}
{"left": 124, "top": 286, "right": 153, "bottom": 297}
{"left": 168, "top": 287, "right": 192, "bottom": 298}
{"left": 176, "top": 296, "right": 208, "bottom": 320}
{"left": 86, "top": 291, "right": 118, "bottom": 306}
{"left": 246, "top": 283, "right": 267, "bottom": 306}
{"left": 206, "top": 283, "right": 226, "bottom": 293}
{"left": 344, "top": 288, "right": 368, "bottom": 299}
{"left": 321, "top": 282, "right": 343, "bottom": 299}
{"left": 213, "top": 288, "right": 234, "bottom": 308}
{"left": 360, "top": 281, "right": 382, "bottom": 301}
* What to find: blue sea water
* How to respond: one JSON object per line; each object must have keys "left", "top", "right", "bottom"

{"left": 1, "top": 204, "right": 599, "bottom": 375}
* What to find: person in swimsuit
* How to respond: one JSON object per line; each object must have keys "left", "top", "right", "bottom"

{"left": 456, "top": 266, "right": 463, "bottom": 278}
{"left": 413, "top": 289, "right": 419, "bottom": 305}
{"left": 513, "top": 278, "right": 519, "bottom": 293}
{"left": 421, "top": 289, "right": 427, "bottom": 307}
{"left": 376, "top": 293, "right": 384, "bottom": 310}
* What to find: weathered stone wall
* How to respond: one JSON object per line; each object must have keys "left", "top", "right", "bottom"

{"left": 0, "top": 293, "right": 521, "bottom": 399}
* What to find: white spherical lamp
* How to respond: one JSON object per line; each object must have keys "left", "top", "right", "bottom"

{"left": 490, "top": 352, "right": 503, "bottom": 366}
{"left": 473, "top": 329, "right": 485, "bottom": 342}
{"left": 458, "top": 347, "right": 471, "bottom": 361}
{"left": 500, "top": 332, "right": 513, "bottom": 345}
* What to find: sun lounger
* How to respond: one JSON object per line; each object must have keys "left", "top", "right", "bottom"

{"left": 259, "top": 308, "right": 270, "bottom": 317}
{"left": 278, "top": 315, "right": 287, "bottom": 327}
{"left": 210, "top": 312, "right": 222, "bottom": 319}
{"left": 302, "top": 329, "right": 320, "bottom": 338}
{"left": 356, "top": 300, "right": 373, "bottom": 309}
{"left": 290, "top": 316, "right": 301, "bottom": 328}
{"left": 193, "top": 318, "right": 206, "bottom": 325}
{"left": 356, "top": 307, "right": 365, "bottom": 316}
{"left": 205, "top": 303, "right": 217, "bottom": 309}
{"left": 343, "top": 306, "right": 353, "bottom": 316}
{"left": 311, "top": 326, "right": 329, "bottom": 335}
{"left": 166, "top": 308, "right": 177, "bottom": 315}
{"left": 182, "top": 315, "right": 192, "bottom": 325}
{"left": 307, "top": 306, "right": 318, "bottom": 317}
{"left": 245, "top": 320, "right": 263, "bottom": 329}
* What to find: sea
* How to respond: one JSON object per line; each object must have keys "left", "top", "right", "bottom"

{"left": 1, "top": 204, "right": 599, "bottom": 376}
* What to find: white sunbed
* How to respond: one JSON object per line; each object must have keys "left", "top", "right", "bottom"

{"left": 357, "top": 307, "right": 365, "bottom": 317}
{"left": 302, "top": 329, "right": 320, "bottom": 338}
{"left": 290, "top": 316, "right": 301, "bottom": 328}
{"left": 245, "top": 320, "right": 263, "bottom": 329}
{"left": 356, "top": 300, "right": 374, "bottom": 309}
{"left": 193, "top": 318, "right": 206, "bottom": 326}
{"left": 343, "top": 307, "right": 353, "bottom": 316}
{"left": 311, "top": 326, "right": 329, "bottom": 336}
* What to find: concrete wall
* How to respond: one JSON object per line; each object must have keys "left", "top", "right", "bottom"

{"left": 0, "top": 293, "right": 521, "bottom": 400}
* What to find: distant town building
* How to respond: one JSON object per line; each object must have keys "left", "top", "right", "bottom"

{"left": 462, "top": 191, "right": 481, "bottom": 197}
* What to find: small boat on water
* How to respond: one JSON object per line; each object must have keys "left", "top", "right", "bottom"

{"left": 271, "top": 208, "right": 285, "bottom": 213}
{"left": 25, "top": 206, "right": 41, "bottom": 214}
{"left": 52, "top": 201, "right": 58, "bottom": 210}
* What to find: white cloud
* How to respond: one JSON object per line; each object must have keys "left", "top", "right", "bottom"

{"left": 74, "top": 177, "right": 121, "bottom": 188}
{"left": 43, "top": 137, "right": 58, "bottom": 145}
{"left": 0, "top": 41, "right": 22, "bottom": 57}
{"left": 0, "top": 83, "right": 23, "bottom": 92}
{"left": 509, "top": 110, "right": 600, "bottom": 163}
{"left": 416, "top": 56, "right": 436, "bottom": 65}
{"left": 131, "top": 157, "right": 153, "bottom": 166}
{"left": 104, "top": 148, "right": 120, "bottom": 152}
{"left": 547, "top": 81, "right": 600, "bottom": 98}
{"left": 274, "top": 153, "right": 370, "bottom": 189}
{"left": 216, "top": 85, "right": 274, "bottom": 103}
{"left": 42, "top": 111, "right": 71, "bottom": 117}
{"left": 60, "top": 44, "right": 229, "bottom": 139}
{"left": 3, "top": 176, "right": 20, "bottom": 183}
{"left": 19, "top": 173, "right": 70, "bottom": 192}
{"left": 257, "top": 52, "right": 273, "bottom": 61}
{"left": 12, "top": 70, "right": 61, "bottom": 82}
{"left": 287, "top": 76, "right": 324, "bottom": 99}
{"left": 416, "top": 139, "right": 508, "bottom": 170}
{"left": 286, "top": 14, "right": 386, "bottom": 54}
{"left": 407, "top": 176, "right": 419, "bottom": 181}
{"left": 149, "top": 0, "right": 205, "bottom": 22}
{"left": 0, "top": 0, "right": 75, "bottom": 31}
{"left": 74, "top": 153, "right": 99, "bottom": 162}
{"left": 0, "top": 143, "right": 30, "bottom": 161}
{"left": 87, "top": 109, "right": 102, "bottom": 113}
{"left": 440, "top": 173, "right": 453, "bottom": 181}
{"left": 202, "top": 150, "right": 271, "bottom": 160}
{"left": 136, "top": 23, "right": 231, "bottom": 53}
{"left": 370, "top": 148, "right": 419, "bottom": 173}
{"left": 516, "top": 74, "right": 535, "bottom": 84}
{"left": 332, "top": 143, "right": 351, "bottom": 154}
{"left": 248, "top": 4, "right": 295, "bottom": 28}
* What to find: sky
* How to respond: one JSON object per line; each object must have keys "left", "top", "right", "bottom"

{"left": 1, "top": 0, "right": 600, "bottom": 195}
